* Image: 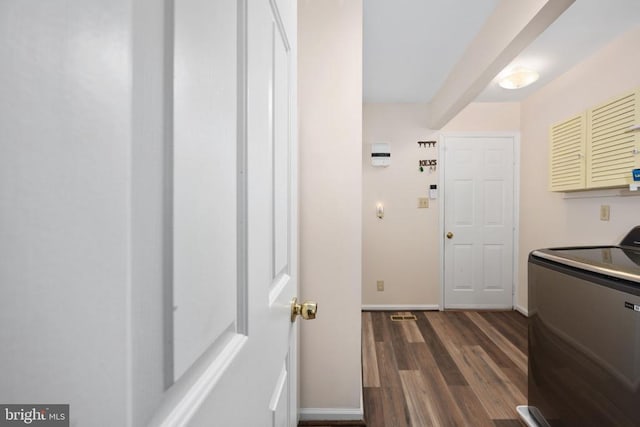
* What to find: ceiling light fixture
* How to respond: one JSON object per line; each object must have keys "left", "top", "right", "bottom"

{"left": 498, "top": 67, "right": 539, "bottom": 90}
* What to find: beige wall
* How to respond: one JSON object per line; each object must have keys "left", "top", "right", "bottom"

{"left": 518, "top": 25, "right": 640, "bottom": 311}
{"left": 298, "top": 0, "right": 363, "bottom": 419}
{"left": 362, "top": 102, "right": 520, "bottom": 307}
{"left": 298, "top": 8, "right": 640, "bottom": 420}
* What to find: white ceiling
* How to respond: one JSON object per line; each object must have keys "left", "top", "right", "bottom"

{"left": 364, "top": 0, "right": 640, "bottom": 104}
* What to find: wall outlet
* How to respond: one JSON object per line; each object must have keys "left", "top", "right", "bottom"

{"left": 376, "top": 280, "right": 384, "bottom": 292}
{"left": 418, "top": 197, "right": 429, "bottom": 208}
{"left": 600, "top": 205, "right": 610, "bottom": 221}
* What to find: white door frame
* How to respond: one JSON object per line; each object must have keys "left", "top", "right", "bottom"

{"left": 438, "top": 132, "right": 521, "bottom": 311}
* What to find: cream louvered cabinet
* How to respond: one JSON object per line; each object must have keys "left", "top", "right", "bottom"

{"left": 549, "top": 113, "right": 586, "bottom": 191}
{"left": 586, "top": 88, "right": 640, "bottom": 188}
{"left": 549, "top": 87, "right": 640, "bottom": 192}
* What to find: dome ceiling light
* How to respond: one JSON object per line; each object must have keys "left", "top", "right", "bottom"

{"left": 498, "top": 67, "right": 540, "bottom": 89}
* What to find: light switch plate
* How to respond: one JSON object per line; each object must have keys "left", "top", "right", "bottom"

{"left": 418, "top": 197, "right": 429, "bottom": 208}
{"left": 600, "top": 205, "right": 610, "bottom": 221}
{"left": 376, "top": 280, "right": 384, "bottom": 292}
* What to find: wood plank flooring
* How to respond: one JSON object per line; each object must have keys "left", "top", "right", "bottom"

{"left": 362, "top": 311, "right": 528, "bottom": 427}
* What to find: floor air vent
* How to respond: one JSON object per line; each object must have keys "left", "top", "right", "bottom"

{"left": 390, "top": 314, "right": 417, "bottom": 321}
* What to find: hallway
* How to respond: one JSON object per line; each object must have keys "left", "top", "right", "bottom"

{"left": 362, "top": 311, "right": 527, "bottom": 426}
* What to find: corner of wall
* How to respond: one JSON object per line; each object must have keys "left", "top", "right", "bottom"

{"left": 298, "top": 0, "right": 363, "bottom": 414}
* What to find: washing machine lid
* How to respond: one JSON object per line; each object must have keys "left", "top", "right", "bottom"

{"left": 532, "top": 246, "right": 640, "bottom": 284}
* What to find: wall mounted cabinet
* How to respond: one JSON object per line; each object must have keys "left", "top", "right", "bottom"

{"left": 587, "top": 88, "right": 640, "bottom": 188}
{"left": 549, "top": 113, "right": 586, "bottom": 191}
{"left": 549, "top": 87, "right": 640, "bottom": 192}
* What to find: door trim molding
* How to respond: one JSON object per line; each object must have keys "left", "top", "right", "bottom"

{"left": 438, "top": 135, "right": 445, "bottom": 311}
{"left": 438, "top": 132, "right": 521, "bottom": 311}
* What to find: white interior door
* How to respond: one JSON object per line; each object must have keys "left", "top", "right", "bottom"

{"left": 152, "top": 0, "right": 300, "bottom": 425}
{"left": 442, "top": 135, "right": 516, "bottom": 309}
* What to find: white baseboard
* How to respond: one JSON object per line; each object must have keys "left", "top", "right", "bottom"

{"left": 515, "top": 304, "right": 529, "bottom": 317}
{"left": 298, "top": 407, "right": 364, "bottom": 421}
{"left": 444, "top": 304, "right": 513, "bottom": 310}
{"left": 361, "top": 304, "right": 440, "bottom": 311}
{"left": 362, "top": 304, "right": 528, "bottom": 315}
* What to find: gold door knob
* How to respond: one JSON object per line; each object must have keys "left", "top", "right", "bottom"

{"left": 291, "top": 298, "right": 318, "bottom": 322}
{"left": 446, "top": 232, "right": 454, "bottom": 239}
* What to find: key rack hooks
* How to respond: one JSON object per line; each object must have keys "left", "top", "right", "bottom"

{"left": 417, "top": 140, "right": 437, "bottom": 148}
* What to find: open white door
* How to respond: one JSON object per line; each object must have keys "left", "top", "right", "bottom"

{"left": 0, "top": 1, "right": 302, "bottom": 425}
{"left": 442, "top": 135, "right": 517, "bottom": 309}
{"left": 151, "top": 0, "right": 304, "bottom": 425}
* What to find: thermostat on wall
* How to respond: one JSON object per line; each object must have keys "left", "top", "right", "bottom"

{"left": 371, "top": 143, "right": 390, "bottom": 167}
{"left": 429, "top": 184, "right": 438, "bottom": 199}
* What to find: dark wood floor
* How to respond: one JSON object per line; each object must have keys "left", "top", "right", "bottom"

{"left": 362, "top": 310, "right": 528, "bottom": 427}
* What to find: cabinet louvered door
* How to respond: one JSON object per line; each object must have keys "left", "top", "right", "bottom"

{"left": 549, "top": 113, "right": 586, "bottom": 191}
{"left": 587, "top": 88, "right": 640, "bottom": 188}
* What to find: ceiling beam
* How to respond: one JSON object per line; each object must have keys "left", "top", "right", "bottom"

{"left": 427, "top": 0, "right": 575, "bottom": 129}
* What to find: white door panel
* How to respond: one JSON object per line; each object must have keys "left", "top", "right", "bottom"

{"left": 443, "top": 136, "right": 516, "bottom": 309}
{"left": 452, "top": 244, "right": 473, "bottom": 290}
{"left": 152, "top": 0, "right": 299, "bottom": 425}
{"left": 272, "top": 15, "right": 292, "bottom": 289}
{"left": 172, "top": 0, "right": 238, "bottom": 382}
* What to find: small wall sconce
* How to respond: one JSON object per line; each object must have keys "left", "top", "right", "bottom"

{"left": 376, "top": 203, "right": 384, "bottom": 219}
